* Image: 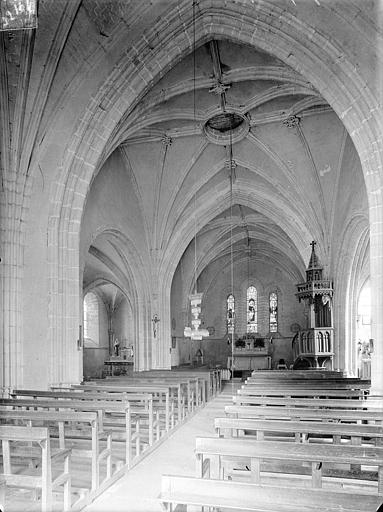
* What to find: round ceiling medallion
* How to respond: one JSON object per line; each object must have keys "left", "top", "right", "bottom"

{"left": 203, "top": 111, "right": 250, "bottom": 146}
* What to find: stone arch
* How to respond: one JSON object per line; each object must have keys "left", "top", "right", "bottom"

{"left": 47, "top": 1, "right": 383, "bottom": 380}
{"left": 87, "top": 229, "right": 152, "bottom": 372}
{"left": 334, "top": 215, "right": 369, "bottom": 374}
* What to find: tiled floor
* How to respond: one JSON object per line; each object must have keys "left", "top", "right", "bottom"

{"left": 84, "top": 382, "right": 238, "bottom": 512}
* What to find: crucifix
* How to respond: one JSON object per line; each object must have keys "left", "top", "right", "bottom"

{"left": 310, "top": 240, "right": 316, "bottom": 251}
{"left": 152, "top": 314, "right": 160, "bottom": 338}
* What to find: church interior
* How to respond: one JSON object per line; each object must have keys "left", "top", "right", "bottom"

{"left": 0, "top": 0, "right": 383, "bottom": 511}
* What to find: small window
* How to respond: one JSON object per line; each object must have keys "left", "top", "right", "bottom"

{"left": 227, "top": 294, "right": 235, "bottom": 334}
{"left": 247, "top": 286, "right": 257, "bottom": 333}
{"left": 269, "top": 291, "right": 278, "bottom": 333}
{"left": 84, "top": 292, "right": 99, "bottom": 346}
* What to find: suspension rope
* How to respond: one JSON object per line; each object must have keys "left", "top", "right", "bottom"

{"left": 229, "top": 128, "right": 235, "bottom": 390}
{"left": 193, "top": 0, "right": 197, "bottom": 295}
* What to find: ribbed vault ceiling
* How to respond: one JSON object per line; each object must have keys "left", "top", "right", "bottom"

{"left": 86, "top": 35, "right": 361, "bottom": 298}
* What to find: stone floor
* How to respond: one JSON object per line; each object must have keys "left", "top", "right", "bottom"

{"left": 84, "top": 382, "right": 238, "bottom": 512}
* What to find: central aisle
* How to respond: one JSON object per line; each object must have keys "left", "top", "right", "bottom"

{"left": 84, "top": 382, "right": 238, "bottom": 512}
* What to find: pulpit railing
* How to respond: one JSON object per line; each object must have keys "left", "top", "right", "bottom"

{"left": 292, "top": 328, "right": 334, "bottom": 369}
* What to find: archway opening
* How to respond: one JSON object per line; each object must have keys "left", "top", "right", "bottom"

{"left": 83, "top": 285, "right": 134, "bottom": 380}
{"left": 356, "top": 279, "right": 372, "bottom": 379}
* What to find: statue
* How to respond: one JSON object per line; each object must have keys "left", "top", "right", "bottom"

{"left": 113, "top": 338, "right": 120, "bottom": 357}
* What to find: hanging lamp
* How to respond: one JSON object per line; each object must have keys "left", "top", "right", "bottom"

{"left": 184, "top": 0, "right": 209, "bottom": 342}
{"left": 228, "top": 128, "right": 236, "bottom": 381}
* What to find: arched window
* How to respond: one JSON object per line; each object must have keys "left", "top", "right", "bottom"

{"left": 83, "top": 292, "right": 99, "bottom": 346}
{"left": 356, "top": 279, "right": 371, "bottom": 343}
{"left": 247, "top": 286, "right": 257, "bottom": 333}
{"left": 269, "top": 291, "right": 278, "bottom": 332}
{"left": 227, "top": 294, "right": 235, "bottom": 334}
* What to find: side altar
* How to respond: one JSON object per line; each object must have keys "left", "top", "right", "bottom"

{"left": 104, "top": 343, "right": 134, "bottom": 376}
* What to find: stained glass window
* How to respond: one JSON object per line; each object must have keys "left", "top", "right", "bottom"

{"left": 227, "top": 294, "right": 235, "bottom": 334}
{"left": 269, "top": 291, "right": 278, "bottom": 332}
{"left": 247, "top": 286, "right": 257, "bottom": 333}
{"left": 0, "top": 0, "right": 37, "bottom": 31}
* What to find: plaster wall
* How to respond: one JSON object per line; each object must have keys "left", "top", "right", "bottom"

{"left": 113, "top": 298, "right": 134, "bottom": 355}
{"left": 171, "top": 252, "right": 306, "bottom": 369}
{"left": 80, "top": 150, "right": 149, "bottom": 270}
{"left": 83, "top": 298, "right": 109, "bottom": 380}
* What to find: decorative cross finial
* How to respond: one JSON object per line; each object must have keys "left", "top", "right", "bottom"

{"left": 283, "top": 115, "right": 300, "bottom": 128}
{"left": 310, "top": 240, "right": 316, "bottom": 252}
{"left": 161, "top": 134, "right": 172, "bottom": 147}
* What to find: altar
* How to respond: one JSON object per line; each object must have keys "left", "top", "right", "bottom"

{"left": 104, "top": 355, "right": 133, "bottom": 376}
{"left": 228, "top": 337, "right": 272, "bottom": 372}
{"left": 228, "top": 351, "right": 272, "bottom": 371}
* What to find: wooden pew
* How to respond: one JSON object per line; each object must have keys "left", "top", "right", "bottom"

{"left": 66, "top": 384, "right": 173, "bottom": 432}
{"left": 0, "top": 425, "right": 71, "bottom": 511}
{"left": 115, "top": 373, "right": 203, "bottom": 411}
{"left": 225, "top": 404, "right": 383, "bottom": 423}
{"left": 129, "top": 375, "right": 201, "bottom": 414}
{"left": 159, "top": 475, "right": 383, "bottom": 512}
{"left": 0, "top": 408, "right": 111, "bottom": 494}
{"left": 250, "top": 369, "right": 345, "bottom": 379}
{"left": 244, "top": 380, "right": 371, "bottom": 391}
{"left": 0, "top": 398, "right": 138, "bottom": 468}
{"left": 233, "top": 395, "right": 380, "bottom": 408}
{"left": 194, "top": 436, "right": 383, "bottom": 493}
{"left": 246, "top": 374, "right": 370, "bottom": 383}
{"left": 112, "top": 377, "right": 188, "bottom": 420}
{"left": 132, "top": 368, "right": 217, "bottom": 400}
{"left": 11, "top": 389, "right": 159, "bottom": 445}
{"left": 235, "top": 387, "right": 366, "bottom": 398}
{"left": 214, "top": 417, "right": 383, "bottom": 445}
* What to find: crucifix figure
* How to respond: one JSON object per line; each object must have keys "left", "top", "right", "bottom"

{"left": 152, "top": 314, "right": 160, "bottom": 338}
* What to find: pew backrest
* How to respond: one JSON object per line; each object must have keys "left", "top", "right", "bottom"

{"left": 225, "top": 404, "right": 383, "bottom": 422}
{"left": 235, "top": 388, "right": 366, "bottom": 398}
{"left": 214, "top": 416, "right": 383, "bottom": 442}
{"left": 233, "top": 395, "right": 378, "bottom": 408}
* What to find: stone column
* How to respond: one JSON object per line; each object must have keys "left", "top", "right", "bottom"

{"left": 370, "top": 207, "right": 383, "bottom": 394}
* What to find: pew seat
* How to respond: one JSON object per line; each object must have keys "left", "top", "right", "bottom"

{"left": 195, "top": 437, "right": 383, "bottom": 493}
{"left": 159, "top": 475, "right": 383, "bottom": 511}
